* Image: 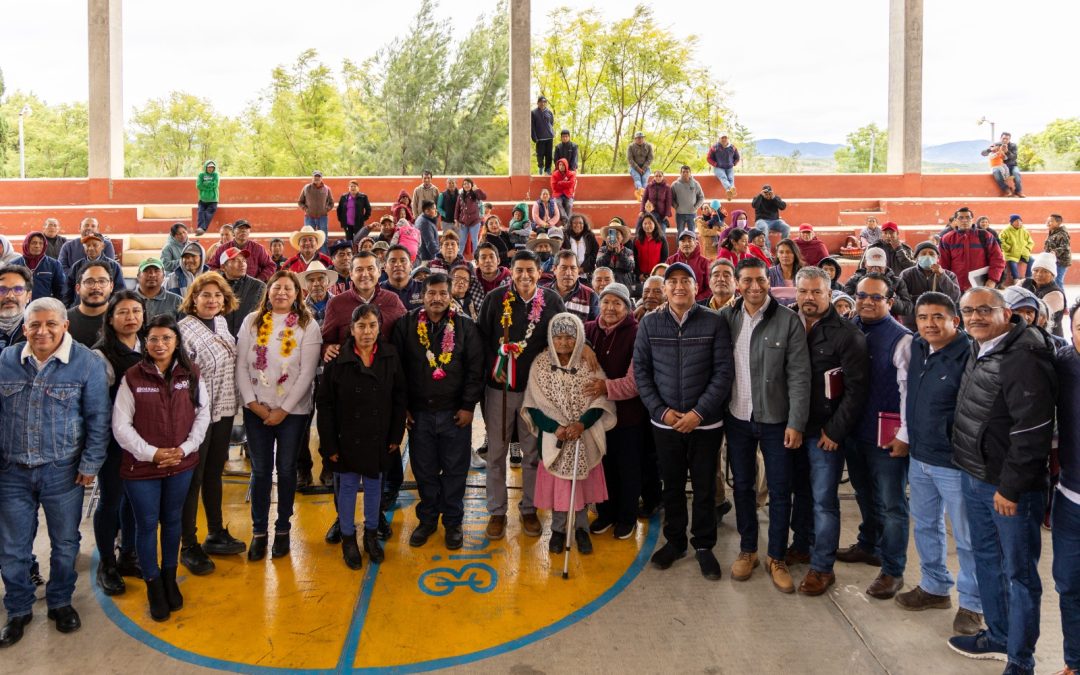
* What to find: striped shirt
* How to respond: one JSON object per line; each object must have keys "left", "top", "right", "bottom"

{"left": 729, "top": 297, "right": 770, "bottom": 421}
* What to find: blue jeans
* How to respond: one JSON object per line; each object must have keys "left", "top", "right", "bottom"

{"left": 843, "top": 438, "right": 909, "bottom": 577}
{"left": 197, "top": 200, "right": 218, "bottom": 232}
{"left": 124, "top": 470, "right": 194, "bottom": 580}
{"left": 0, "top": 456, "right": 84, "bottom": 616}
{"left": 908, "top": 458, "right": 981, "bottom": 611}
{"left": 556, "top": 196, "right": 574, "bottom": 224}
{"left": 754, "top": 219, "right": 791, "bottom": 243}
{"left": 1053, "top": 492, "right": 1080, "bottom": 670}
{"left": 713, "top": 166, "right": 735, "bottom": 190}
{"left": 675, "top": 214, "right": 696, "bottom": 240}
{"left": 803, "top": 436, "right": 845, "bottom": 573}
{"left": 336, "top": 472, "right": 382, "bottom": 536}
{"left": 461, "top": 221, "right": 482, "bottom": 259}
{"left": 992, "top": 165, "right": 1024, "bottom": 193}
{"left": 1006, "top": 259, "right": 1032, "bottom": 281}
{"left": 304, "top": 215, "right": 330, "bottom": 253}
{"left": 1057, "top": 267, "right": 1069, "bottom": 288}
{"left": 630, "top": 168, "right": 651, "bottom": 190}
{"left": 93, "top": 441, "right": 137, "bottom": 564}
{"left": 409, "top": 410, "right": 471, "bottom": 527}
{"left": 726, "top": 416, "right": 792, "bottom": 560}
{"left": 962, "top": 474, "right": 1043, "bottom": 670}
{"left": 244, "top": 410, "right": 308, "bottom": 535}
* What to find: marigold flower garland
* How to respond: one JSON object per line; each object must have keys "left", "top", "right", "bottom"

{"left": 417, "top": 308, "right": 456, "bottom": 380}
{"left": 254, "top": 311, "right": 299, "bottom": 396}
{"left": 493, "top": 289, "right": 544, "bottom": 388}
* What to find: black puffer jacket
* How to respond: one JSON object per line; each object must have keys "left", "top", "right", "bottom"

{"left": 951, "top": 319, "right": 1058, "bottom": 501}
{"left": 804, "top": 306, "right": 869, "bottom": 440}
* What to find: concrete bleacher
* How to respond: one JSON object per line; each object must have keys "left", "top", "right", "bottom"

{"left": 0, "top": 172, "right": 1077, "bottom": 280}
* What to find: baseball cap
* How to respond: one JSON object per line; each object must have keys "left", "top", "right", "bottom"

{"left": 138, "top": 258, "right": 164, "bottom": 274}
{"left": 634, "top": 131, "right": 645, "bottom": 138}
{"left": 233, "top": 219, "right": 252, "bottom": 230}
{"left": 881, "top": 221, "right": 899, "bottom": 232}
{"left": 678, "top": 230, "right": 697, "bottom": 240}
{"left": 663, "top": 262, "right": 696, "bottom": 283}
{"left": 81, "top": 232, "right": 104, "bottom": 244}
{"left": 181, "top": 243, "right": 202, "bottom": 257}
{"left": 864, "top": 248, "right": 888, "bottom": 268}
{"left": 312, "top": 170, "right": 323, "bottom": 177}
{"left": 1002, "top": 286, "right": 1039, "bottom": 311}
{"left": 798, "top": 223, "right": 813, "bottom": 233}
{"left": 219, "top": 247, "right": 250, "bottom": 265}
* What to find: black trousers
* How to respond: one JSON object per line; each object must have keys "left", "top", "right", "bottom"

{"left": 535, "top": 139, "right": 553, "bottom": 173}
{"left": 652, "top": 426, "right": 723, "bottom": 551}
{"left": 409, "top": 410, "right": 471, "bottom": 527}
{"left": 181, "top": 416, "right": 233, "bottom": 545}
{"left": 640, "top": 424, "right": 662, "bottom": 510}
{"left": 596, "top": 425, "right": 643, "bottom": 527}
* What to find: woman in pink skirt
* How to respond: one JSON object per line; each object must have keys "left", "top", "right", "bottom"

{"left": 522, "top": 312, "right": 616, "bottom": 556}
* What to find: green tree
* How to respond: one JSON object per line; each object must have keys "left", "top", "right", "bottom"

{"left": 834, "top": 123, "right": 887, "bottom": 173}
{"left": 126, "top": 92, "right": 240, "bottom": 177}
{"left": 0, "top": 91, "right": 88, "bottom": 178}
{"left": 0, "top": 68, "right": 8, "bottom": 169}
{"left": 1019, "top": 118, "right": 1080, "bottom": 171}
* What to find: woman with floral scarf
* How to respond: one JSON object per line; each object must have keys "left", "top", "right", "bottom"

{"left": 522, "top": 312, "right": 615, "bottom": 556}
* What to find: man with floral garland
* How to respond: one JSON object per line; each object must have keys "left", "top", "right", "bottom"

{"left": 392, "top": 273, "right": 485, "bottom": 550}
{"left": 477, "top": 250, "right": 566, "bottom": 540}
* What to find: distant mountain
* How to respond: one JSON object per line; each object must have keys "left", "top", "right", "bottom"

{"left": 755, "top": 137, "right": 994, "bottom": 165}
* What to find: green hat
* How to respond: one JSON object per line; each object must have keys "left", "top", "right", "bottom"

{"left": 138, "top": 258, "right": 164, "bottom": 274}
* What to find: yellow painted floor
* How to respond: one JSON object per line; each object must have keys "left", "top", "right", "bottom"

{"left": 97, "top": 447, "right": 656, "bottom": 672}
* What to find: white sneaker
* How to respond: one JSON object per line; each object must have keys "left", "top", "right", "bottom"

{"left": 470, "top": 450, "right": 486, "bottom": 469}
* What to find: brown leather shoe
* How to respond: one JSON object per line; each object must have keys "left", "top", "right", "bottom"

{"left": 866, "top": 573, "right": 904, "bottom": 599}
{"left": 798, "top": 569, "right": 836, "bottom": 596}
{"left": 485, "top": 515, "right": 506, "bottom": 540}
{"left": 766, "top": 556, "right": 795, "bottom": 594}
{"left": 520, "top": 513, "right": 542, "bottom": 537}
{"left": 952, "top": 607, "right": 984, "bottom": 636}
{"left": 730, "top": 551, "right": 759, "bottom": 581}
{"left": 784, "top": 546, "right": 810, "bottom": 566}
{"left": 895, "top": 585, "right": 952, "bottom": 611}
{"left": 835, "top": 543, "right": 881, "bottom": 566}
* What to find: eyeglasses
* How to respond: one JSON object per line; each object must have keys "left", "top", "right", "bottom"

{"left": 147, "top": 335, "right": 176, "bottom": 345}
{"left": 80, "top": 279, "right": 111, "bottom": 287}
{"left": 855, "top": 292, "right": 890, "bottom": 302}
{"left": 959, "top": 305, "right": 1004, "bottom": 318}
{"left": 0, "top": 286, "right": 27, "bottom": 297}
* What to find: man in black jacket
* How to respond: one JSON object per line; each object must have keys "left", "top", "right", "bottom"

{"left": 790, "top": 266, "right": 869, "bottom": 596}
{"left": 552, "top": 130, "right": 579, "bottom": 172}
{"left": 392, "top": 273, "right": 484, "bottom": 550}
{"left": 530, "top": 96, "right": 555, "bottom": 175}
{"left": 947, "top": 288, "right": 1056, "bottom": 671}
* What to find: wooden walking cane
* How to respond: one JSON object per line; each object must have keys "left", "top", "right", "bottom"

{"left": 502, "top": 319, "right": 510, "bottom": 451}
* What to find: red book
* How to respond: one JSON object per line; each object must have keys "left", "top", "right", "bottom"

{"left": 877, "top": 412, "right": 902, "bottom": 447}
{"left": 825, "top": 367, "right": 844, "bottom": 400}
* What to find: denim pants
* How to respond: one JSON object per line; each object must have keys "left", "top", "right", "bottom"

{"left": 244, "top": 410, "right": 308, "bottom": 535}
{"left": 197, "top": 201, "right": 218, "bottom": 231}
{"left": 801, "top": 436, "right": 846, "bottom": 573}
{"left": 962, "top": 474, "right": 1043, "bottom": 670}
{"left": 93, "top": 441, "right": 137, "bottom": 565}
{"left": 652, "top": 426, "right": 723, "bottom": 550}
{"left": 0, "top": 456, "right": 84, "bottom": 617}
{"left": 726, "top": 416, "right": 792, "bottom": 560}
{"left": 181, "top": 416, "right": 232, "bottom": 546}
{"left": 124, "top": 470, "right": 194, "bottom": 580}
{"left": 1056, "top": 267, "right": 1069, "bottom": 288}
{"left": 713, "top": 166, "right": 735, "bottom": 190}
{"left": 908, "top": 458, "right": 981, "bottom": 611}
{"left": 1006, "top": 258, "right": 1032, "bottom": 281}
{"left": 992, "top": 165, "right": 1024, "bottom": 193}
{"left": 754, "top": 219, "right": 791, "bottom": 243}
{"left": 843, "top": 438, "right": 909, "bottom": 577}
{"left": 630, "top": 168, "right": 651, "bottom": 190}
{"left": 336, "top": 472, "right": 382, "bottom": 536}
{"left": 675, "top": 214, "right": 696, "bottom": 240}
{"left": 461, "top": 222, "right": 482, "bottom": 259}
{"left": 304, "top": 215, "right": 330, "bottom": 253}
{"left": 596, "top": 425, "right": 643, "bottom": 527}
{"left": 1052, "top": 492, "right": 1080, "bottom": 669}
{"left": 410, "top": 409, "right": 471, "bottom": 527}
{"left": 556, "top": 196, "right": 574, "bottom": 223}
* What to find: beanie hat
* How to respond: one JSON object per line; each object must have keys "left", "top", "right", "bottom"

{"left": 1031, "top": 251, "right": 1058, "bottom": 276}
{"left": 1009, "top": 214, "right": 1023, "bottom": 223}
{"left": 599, "top": 282, "right": 632, "bottom": 310}
{"left": 914, "top": 241, "right": 938, "bottom": 257}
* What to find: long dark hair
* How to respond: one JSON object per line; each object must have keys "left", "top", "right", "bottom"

{"left": 95, "top": 290, "right": 146, "bottom": 365}
{"left": 773, "top": 238, "right": 804, "bottom": 274}
{"left": 144, "top": 314, "right": 201, "bottom": 407}
{"left": 636, "top": 214, "right": 662, "bottom": 243}
{"left": 250, "top": 270, "right": 313, "bottom": 332}
{"left": 721, "top": 228, "right": 747, "bottom": 252}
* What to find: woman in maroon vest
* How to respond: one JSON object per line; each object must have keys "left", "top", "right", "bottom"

{"left": 112, "top": 315, "right": 210, "bottom": 622}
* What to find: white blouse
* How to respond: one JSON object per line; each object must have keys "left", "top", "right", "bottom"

{"left": 235, "top": 310, "right": 323, "bottom": 415}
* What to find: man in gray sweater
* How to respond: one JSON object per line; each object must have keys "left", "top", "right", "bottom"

{"left": 671, "top": 165, "right": 706, "bottom": 239}
{"left": 298, "top": 171, "right": 334, "bottom": 253}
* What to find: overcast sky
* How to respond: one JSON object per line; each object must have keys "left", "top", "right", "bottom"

{"left": 1, "top": 0, "right": 1076, "bottom": 145}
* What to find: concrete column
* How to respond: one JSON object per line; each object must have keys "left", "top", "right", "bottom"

{"left": 886, "top": 0, "right": 922, "bottom": 174}
{"left": 508, "top": 0, "right": 531, "bottom": 176}
{"left": 88, "top": 0, "right": 124, "bottom": 179}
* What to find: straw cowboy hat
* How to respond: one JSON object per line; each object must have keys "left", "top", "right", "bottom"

{"left": 290, "top": 225, "right": 327, "bottom": 250}
{"left": 526, "top": 232, "right": 558, "bottom": 251}
{"left": 601, "top": 221, "right": 631, "bottom": 243}
{"left": 297, "top": 260, "right": 339, "bottom": 290}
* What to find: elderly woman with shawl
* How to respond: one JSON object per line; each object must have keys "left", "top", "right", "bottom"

{"left": 522, "top": 312, "right": 616, "bottom": 557}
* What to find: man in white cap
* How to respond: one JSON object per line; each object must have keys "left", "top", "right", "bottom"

{"left": 844, "top": 245, "right": 913, "bottom": 318}
{"left": 627, "top": 131, "right": 654, "bottom": 200}
{"left": 282, "top": 226, "right": 331, "bottom": 274}
{"left": 218, "top": 247, "right": 266, "bottom": 337}
{"left": 298, "top": 171, "right": 334, "bottom": 253}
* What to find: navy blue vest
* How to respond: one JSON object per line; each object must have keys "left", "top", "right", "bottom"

{"left": 854, "top": 315, "right": 911, "bottom": 444}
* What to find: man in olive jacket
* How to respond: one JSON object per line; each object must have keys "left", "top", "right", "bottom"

{"left": 391, "top": 273, "right": 484, "bottom": 551}
{"left": 947, "top": 287, "right": 1057, "bottom": 671}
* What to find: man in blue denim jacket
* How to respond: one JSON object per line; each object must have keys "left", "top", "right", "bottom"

{"left": 0, "top": 297, "right": 109, "bottom": 648}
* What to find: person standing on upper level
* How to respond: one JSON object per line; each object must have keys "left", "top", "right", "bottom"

{"left": 531, "top": 96, "right": 555, "bottom": 176}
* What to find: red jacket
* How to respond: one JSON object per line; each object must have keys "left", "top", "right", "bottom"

{"left": 282, "top": 252, "right": 332, "bottom": 274}
{"left": 321, "top": 286, "right": 406, "bottom": 351}
{"left": 551, "top": 159, "right": 577, "bottom": 199}
{"left": 207, "top": 239, "right": 277, "bottom": 282}
{"left": 666, "top": 244, "right": 711, "bottom": 301}
{"left": 717, "top": 245, "right": 771, "bottom": 267}
{"left": 939, "top": 228, "right": 1006, "bottom": 291}
{"left": 794, "top": 237, "right": 830, "bottom": 267}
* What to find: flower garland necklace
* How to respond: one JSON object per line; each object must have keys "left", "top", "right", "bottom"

{"left": 417, "top": 308, "right": 456, "bottom": 380}
{"left": 493, "top": 288, "right": 545, "bottom": 389}
{"left": 254, "top": 310, "right": 299, "bottom": 396}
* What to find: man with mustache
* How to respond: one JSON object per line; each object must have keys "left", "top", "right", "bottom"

{"left": 66, "top": 263, "right": 114, "bottom": 347}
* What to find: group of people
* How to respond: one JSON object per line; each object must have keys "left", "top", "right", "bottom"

{"left": 0, "top": 173, "right": 1076, "bottom": 675}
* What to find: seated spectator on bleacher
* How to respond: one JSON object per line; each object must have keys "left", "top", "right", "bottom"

{"left": 1044, "top": 214, "right": 1071, "bottom": 289}
{"left": 719, "top": 208, "right": 749, "bottom": 241}
{"left": 980, "top": 132, "right": 1025, "bottom": 198}
{"left": 160, "top": 223, "right": 189, "bottom": 275}
{"left": 553, "top": 130, "right": 579, "bottom": 172}
{"left": 58, "top": 217, "right": 116, "bottom": 277}
{"left": 859, "top": 216, "right": 883, "bottom": 249}
{"left": 938, "top": 207, "right": 1005, "bottom": 291}
{"left": 134, "top": 259, "right": 182, "bottom": 320}
{"left": 706, "top": 134, "right": 740, "bottom": 200}
{"left": 11, "top": 231, "right": 65, "bottom": 301}
{"left": 563, "top": 214, "right": 599, "bottom": 278}
{"left": 281, "top": 226, "right": 332, "bottom": 274}
{"left": 666, "top": 231, "right": 711, "bottom": 303}
{"left": 269, "top": 238, "right": 287, "bottom": 270}
{"left": 818, "top": 257, "right": 844, "bottom": 291}
{"left": 844, "top": 246, "right": 913, "bottom": 318}
{"left": 65, "top": 233, "right": 123, "bottom": 307}
{"left": 207, "top": 220, "right": 276, "bottom": 282}
{"left": 531, "top": 188, "right": 562, "bottom": 237}
{"left": 876, "top": 222, "right": 916, "bottom": 275}
{"left": 165, "top": 243, "right": 207, "bottom": 298}
{"left": 897, "top": 242, "right": 960, "bottom": 331}
{"left": 794, "top": 224, "right": 830, "bottom": 267}
{"left": 1021, "top": 253, "right": 1067, "bottom": 337}
{"left": 551, "top": 158, "right": 577, "bottom": 224}
{"left": 429, "top": 230, "right": 467, "bottom": 275}
{"left": 627, "top": 131, "right": 653, "bottom": 199}
{"left": 596, "top": 221, "right": 636, "bottom": 290}
{"left": 751, "top": 184, "right": 790, "bottom": 246}
{"left": 1000, "top": 215, "right": 1034, "bottom": 282}
{"left": 42, "top": 218, "right": 66, "bottom": 259}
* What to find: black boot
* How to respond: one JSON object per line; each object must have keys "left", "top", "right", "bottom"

{"left": 325, "top": 519, "right": 342, "bottom": 544}
{"left": 116, "top": 549, "right": 142, "bottom": 578}
{"left": 202, "top": 527, "right": 247, "bottom": 556}
{"left": 341, "top": 533, "right": 362, "bottom": 570}
{"left": 363, "top": 529, "right": 384, "bottom": 564}
{"left": 96, "top": 561, "right": 126, "bottom": 596}
{"left": 377, "top": 512, "right": 392, "bottom": 541}
{"left": 161, "top": 567, "right": 183, "bottom": 611}
{"left": 146, "top": 577, "right": 171, "bottom": 622}
{"left": 271, "top": 532, "right": 291, "bottom": 559}
{"left": 248, "top": 535, "right": 268, "bottom": 562}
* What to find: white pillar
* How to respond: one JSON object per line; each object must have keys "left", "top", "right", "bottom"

{"left": 88, "top": 0, "right": 124, "bottom": 179}
{"left": 508, "top": 0, "right": 531, "bottom": 176}
{"left": 887, "top": 0, "right": 922, "bottom": 174}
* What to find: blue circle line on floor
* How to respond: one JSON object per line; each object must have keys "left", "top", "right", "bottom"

{"left": 94, "top": 507, "right": 660, "bottom": 674}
